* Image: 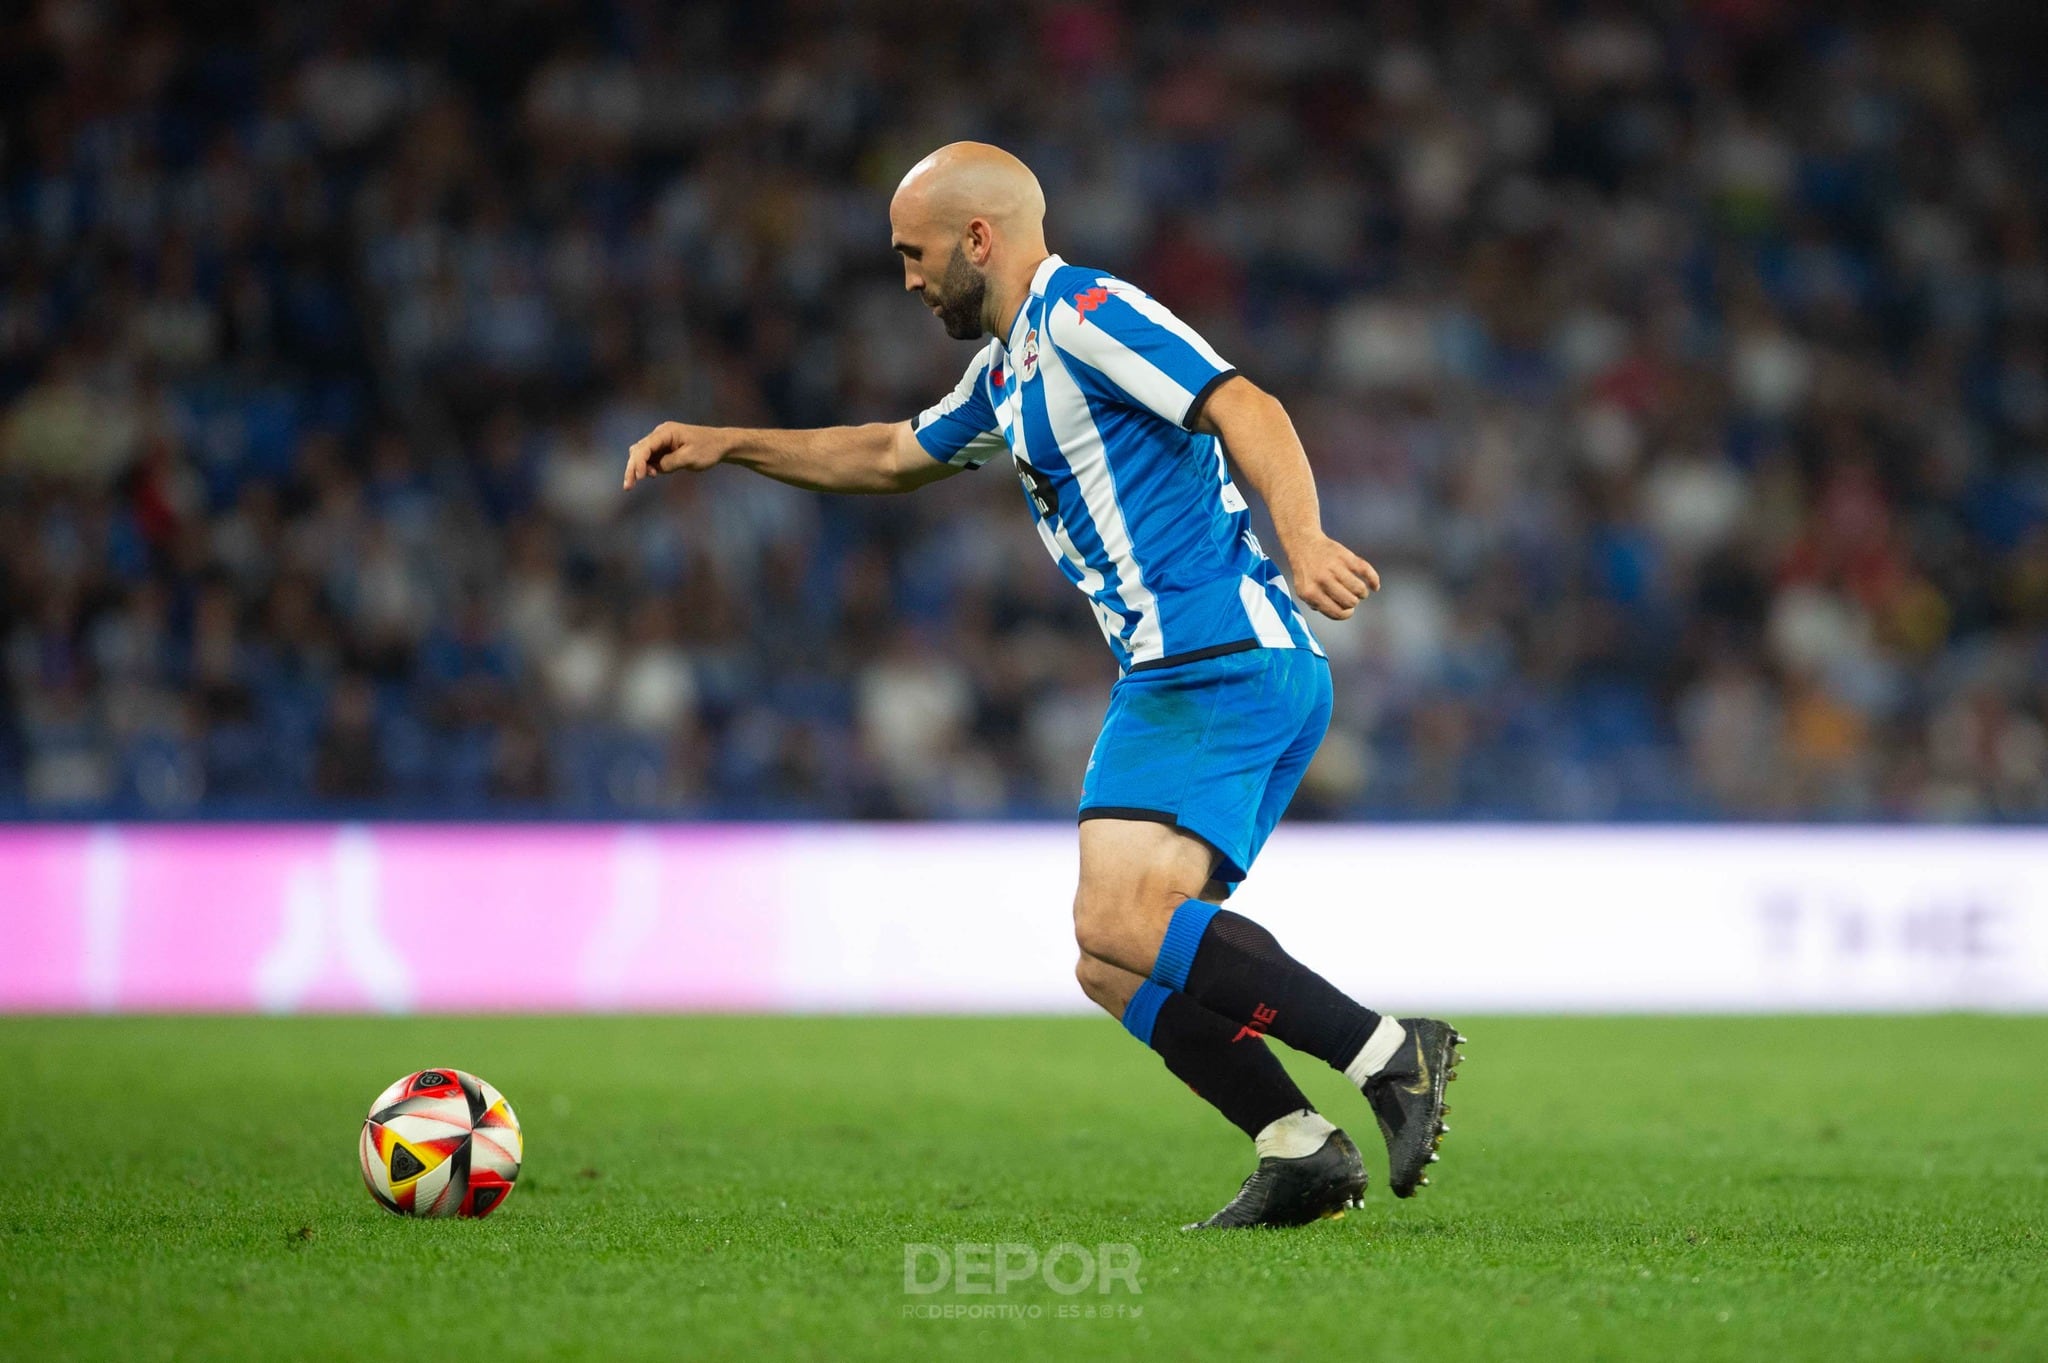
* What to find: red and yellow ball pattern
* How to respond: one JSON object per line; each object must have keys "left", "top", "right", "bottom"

{"left": 359, "top": 1069, "right": 522, "bottom": 1218}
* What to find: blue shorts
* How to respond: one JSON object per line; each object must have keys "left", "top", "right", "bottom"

{"left": 1078, "top": 645, "right": 1333, "bottom": 887}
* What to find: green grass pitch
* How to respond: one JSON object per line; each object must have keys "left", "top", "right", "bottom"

{"left": 2, "top": 1014, "right": 2045, "bottom": 1361}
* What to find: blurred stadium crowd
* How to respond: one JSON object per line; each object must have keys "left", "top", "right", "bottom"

{"left": 3, "top": 0, "right": 2046, "bottom": 820}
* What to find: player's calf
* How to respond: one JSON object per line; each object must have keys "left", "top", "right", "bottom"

{"left": 1143, "top": 899, "right": 1467, "bottom": 1199}
{"left": 1072, "top": 820, "right": 1467, "bottom": 1203}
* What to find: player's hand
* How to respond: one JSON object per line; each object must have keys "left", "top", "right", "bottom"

{"left": 1288, "top": 533, "right": 1380, "bottom": 620}
{"left": 623, "top": 422, "right": 727, "bottom": 489}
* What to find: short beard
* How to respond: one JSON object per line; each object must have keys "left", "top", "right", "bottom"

{"left": 929, "top": 246, "right": 989, "bottom": 340}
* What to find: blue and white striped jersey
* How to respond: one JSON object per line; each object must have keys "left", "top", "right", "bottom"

{"left": 912, "top": 254, "right": 1325, "bottom": 674}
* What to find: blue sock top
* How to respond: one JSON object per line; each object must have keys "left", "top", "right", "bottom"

{"left": 1120, "top": 978, "right": 1171, "bottom": 1047}
{"left": 1150, "top": 898, "right": 1221, "bottom": 993}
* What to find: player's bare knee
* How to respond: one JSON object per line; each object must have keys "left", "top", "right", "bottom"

{"left": 1070, "top": 889, "right": 1125, "bottom": 965}
{"left": 1073, "top": 953, "right": 1121, "bottom": 1011}
{"left": 1073, "top": 951, "right": 1100, "bottom": 995}
{"left": 1074, "top": 885, "right": 1181, "bottom": 972}
{"left": 1074, "top": 951, "right": 1144, "bottom": 1022}
{"left": 1073, "top": 893, "right": 1153, "bottom": 970}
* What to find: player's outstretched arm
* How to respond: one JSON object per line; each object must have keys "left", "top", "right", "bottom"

{"left": 622, "top": 420, "right": 960, "bottom": 496}
{"left": 1193, "top": 376, "right": 1380, "bottom": 620}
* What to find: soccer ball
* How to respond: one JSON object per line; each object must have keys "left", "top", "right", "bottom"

{"left": 359, "top": 1068, "right": 522, "bottom": 1218}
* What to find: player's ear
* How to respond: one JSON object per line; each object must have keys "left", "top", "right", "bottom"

{"left": 965, "top": 217, "right": 995, "bottom": 265}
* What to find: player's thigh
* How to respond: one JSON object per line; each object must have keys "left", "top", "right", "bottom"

{"left": 1071, "top": 817, "right": 1217, "bottom": 972}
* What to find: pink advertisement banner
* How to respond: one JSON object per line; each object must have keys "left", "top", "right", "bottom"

{"left": 3, "top": 823, "right": 2047, "bottom": 1013}
{"left": 0, "top": 824, "right": 808, "bottom": 1013}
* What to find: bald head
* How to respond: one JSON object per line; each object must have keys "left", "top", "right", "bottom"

{"left": 893, "top": 142, "right": 1047, "bottom": 240}
{"left": 890, "top": 143, "right": 1050, "bottom": 341}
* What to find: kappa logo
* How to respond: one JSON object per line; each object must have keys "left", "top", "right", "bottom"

{"left": 1072, "top": 286, "right": 1112, "bottom": 322}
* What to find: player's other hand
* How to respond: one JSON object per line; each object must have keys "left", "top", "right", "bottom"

{"left": 623, "top": 422, "right": 726, "bottom": 489}
{"left": 1289, "top": 533, "right": 1380, "bottom": 620}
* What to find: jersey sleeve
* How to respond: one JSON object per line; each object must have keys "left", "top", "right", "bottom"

{"left": 1047, "top": 275, "right": 1238, "bottom": 429}
{"left": 911, "top": 348, "right": 1006, "bottom": 469}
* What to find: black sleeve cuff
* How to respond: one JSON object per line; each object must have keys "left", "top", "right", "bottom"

{"left": 1181, "top": 368, "right": 1240, "bottom": 430}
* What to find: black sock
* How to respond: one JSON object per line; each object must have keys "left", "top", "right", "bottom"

{"left": 1164, "top": 907, "right": 1383, "bottom": 1072}
{"left": 1142, "top": 988, "right": 1314, "bottom": 1140}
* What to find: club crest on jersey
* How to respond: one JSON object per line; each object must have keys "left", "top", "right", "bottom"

{"left": 1019, "top": 329, "right": 1040, "bottom": 382}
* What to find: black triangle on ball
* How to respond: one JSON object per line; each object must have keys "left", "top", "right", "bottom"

{"left": 389, "top": 1144, "right": 426, "bottom": 1182}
